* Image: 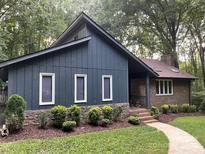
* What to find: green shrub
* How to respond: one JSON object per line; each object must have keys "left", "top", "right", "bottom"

{"left": 88, "top": 107, "right": 101, "bottom": 126}
{"left": 192, "top": 91, "right": 205, "bottom": 110}
{"left": 51, "top": 105, "right": 67, "bottom": 128}
{"left": 181, "top": 104, "right": 190, "bottom": 113}
{"left": 62, "top": 121, "right": 76, "bottom": 132}
{"left": 128, "top": 116, "right": 140, "bottom": 125}
{"left": 102, "top": 105, "right": 113, "bottom": 120}
{"left": 169, "top": 104, "right": 178, "bottom": 113}
{"left": 189, "top": 105, "right": 197, "bottom": 112}
{"left": 5, "top": 94, "right": 26, "bottom": 132}
{"left": 67, "top": 105, "right": 81, "bottom": 125}
{"left": 38, "top": 112, "right": 49, "bottom": 129}
{"left": 199, "top": 100, "right": 205, "bottom": 112}
{"left": 150, "top": 106, "right": 160, "bottom": 119}
{"left": 161, "top": 104, "right": 169, "bottom": 114}
{"left": 112, "top": 106, "right": 122, "bottom": 121}
{"left": 178, "top": 105, "right": 183, "bottom": 112}
{"left": 101, "top": 118, "right": 110, "bottom": 127}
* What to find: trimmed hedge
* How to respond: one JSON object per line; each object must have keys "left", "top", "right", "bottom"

{"left": 128, "top": 116, "right": 140, "bottom": 125}
{"left": 51, "top": 105, "right": 67, "bottom": 128}
{"left": 67, "top": 105, "right": 81, "bottom": 126}
{"left": 150, "top": 106, "right": 160, "bottom": 119}
{"left": 62, "top": 121, "right": 76, "bottom": 132}
{"left": 88, "top": 107, "right": 101, "bottom": 126}
{"left": 161, "top": 104, "right": 169, "bottom": 114}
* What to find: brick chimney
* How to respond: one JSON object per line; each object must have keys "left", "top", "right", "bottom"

{"left": 161, "top": 54, "right": 174, "bottom": 66}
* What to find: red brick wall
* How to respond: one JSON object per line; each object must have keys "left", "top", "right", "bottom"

{"left": 130, "top": 78, "right": 190, "bottom": 108}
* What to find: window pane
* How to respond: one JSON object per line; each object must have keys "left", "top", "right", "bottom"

{"left": 42, "top": 76, "right": 52, "bottom": 102}
{"left": 104, "top": 77, "right": 110, "bottom": 99}
{"left": 160, "top": 81, "right": 164, "bottom": 94}
{"left": 164, "top": 81, "right": 168, "bottom": 94}
{"left": 77, "top": 77, "right": 84, "bottom": 100}
{"left": 156, "top": 81, "right": 160, "bottom": 94}
{"left": 169, "top": 81, "right": 172, "bottom": 94}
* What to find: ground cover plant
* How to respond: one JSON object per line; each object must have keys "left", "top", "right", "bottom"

{"left": 0, "top": 126, "right": 168, "bottom": 154}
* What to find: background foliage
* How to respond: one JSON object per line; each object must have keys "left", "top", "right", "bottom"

{"left": 1, "top": 0, "right": 205, "bottom": 92}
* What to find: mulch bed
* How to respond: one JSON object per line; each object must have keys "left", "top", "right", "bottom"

{"left": 0, "top": 119, "right": 134, "bottom": 144}
{"left": 159, "top": 112, "right": 205, "bottom": 123}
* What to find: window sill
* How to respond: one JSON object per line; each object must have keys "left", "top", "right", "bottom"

{"left": 74, "top": 100, "right": 87, "bottom": 104}
{"left": 102, "top": 99, "right": 113, "bottom": 102}
{"left": 39, "top": 102, "right": 55, "bottom": 105}
{"left": 156, "top": 94, "right": 173, "bottom": 96}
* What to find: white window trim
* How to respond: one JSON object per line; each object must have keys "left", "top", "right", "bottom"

{"left": 102, "top": 75, "right": 113, "bottom": 101}
{"left": 39, "top": 73, "right": 55, "bottom": 105}
{"left": 74, "top": 74, "right": 87, "bottom": 103}
{"left": 156, "top": 79, "right": 173, "bottom": 96}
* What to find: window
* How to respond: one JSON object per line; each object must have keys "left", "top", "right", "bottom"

{"left": 102, "top": 75, "right": 113, "bottom": 101}
{"left": 156, "top": 79, "right": 173, "bottom": 96}
{"left": 39, "top": 73, "right": 55, "bottom": 105}
{"left": 74, "top": 74, "right": 87, "bottom": 103}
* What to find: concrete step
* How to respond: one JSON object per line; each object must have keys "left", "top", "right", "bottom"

{"left": 129, "top": 108, "right": 149, "bottom": 114}
{"left": 139, "top": 115, "right": 154, "bottom": 121}
{"left": 138, "top": 112, "right": 150, "bottom": 117}
{"left": 142, "top": 119, "right": 158, "bottom": 124}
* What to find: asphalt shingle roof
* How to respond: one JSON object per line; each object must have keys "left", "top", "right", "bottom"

{"left": 141, "top": 58, "right": 196, "bottom": 79}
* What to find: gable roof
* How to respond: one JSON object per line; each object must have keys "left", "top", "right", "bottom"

{"left": 51, "top": 12, "right": 158, "bottom": 77}
{"left": 0, "top": 12, "right": 158, "bottom": 77}
{"left": 0, "top": 37, "right": 91, "bottom": 68}
{"left": 141, "top": 58, "right": 196, "bottom": 79}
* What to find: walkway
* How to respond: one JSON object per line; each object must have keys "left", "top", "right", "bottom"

{"left": 148, "top": 122, "right": 205, "bottom": 154}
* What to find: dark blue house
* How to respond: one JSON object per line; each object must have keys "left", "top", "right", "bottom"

{"left": 0, "top": 13, "right": 195, "bottom": 111}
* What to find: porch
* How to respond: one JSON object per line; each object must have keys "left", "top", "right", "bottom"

{"left": 128, "top": 58, "right": 154, "bottom": 109}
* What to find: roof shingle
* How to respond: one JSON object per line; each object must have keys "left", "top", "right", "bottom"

{"left": 141, "top": 58, "right": 196, "bottom": 79}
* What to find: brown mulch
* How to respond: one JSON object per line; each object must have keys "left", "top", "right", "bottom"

{"left": 159, "top": 112, "right": 205, "bottom": 123}
{"left": 0, "top": 119, "right": 134, "bottom": 144}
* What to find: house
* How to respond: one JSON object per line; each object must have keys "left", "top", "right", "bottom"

{"left": 0, "top": 13, "right": 195, "bottom": 112}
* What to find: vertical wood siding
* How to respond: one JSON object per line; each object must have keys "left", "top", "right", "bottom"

{"left": 8, "top": 26, "right": 128, "bottom": 110}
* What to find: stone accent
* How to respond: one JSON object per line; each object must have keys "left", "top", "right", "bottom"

{"left": 24, "top": 103, "right": 129, "bottom": 125}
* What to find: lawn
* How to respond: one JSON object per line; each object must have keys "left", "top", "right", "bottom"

{"left": 0, "top": 126, "right": 168, "bottom": 154}
{"left": 170, "top": 116, "right": 205, "bottom": 148}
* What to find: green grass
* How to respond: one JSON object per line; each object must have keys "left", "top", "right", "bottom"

{"left": 0, "top": 126, "right": 168, "bottom": 154}
{"left": 170, "top": 116, "right": 205, "bottom": 147}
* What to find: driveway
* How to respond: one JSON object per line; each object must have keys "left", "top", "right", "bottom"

{"left": 148, "top": 122, "right": 205, "bottom": 154}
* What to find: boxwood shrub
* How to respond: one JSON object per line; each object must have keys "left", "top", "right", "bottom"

{"left": 88, "top": 107, "right": 101, "bottom": 126}
{"left": 51, "top": 105, "right": 67, "bottom": 128}
{"left": 169, "top": 104, "right": 178, "bottom": 113}
{"left": 189, "top": 105, "right": 197, "bottom": 112}
{"left": 150, "top": 106, "right": 160, "bottom": 119}
{"left": 62, "top": 121, "right": 76, "bottom": 132}
{"left": 102, "top": 105, "right": 113, "bottom": 120}
{"left": 128, "top": 116, "right": 140, "bottom": 125}
{"left": 67, "top": 105, "right": 81, "bottom": 126}
{"left": 161, "top": 104, "right": 169, "bottom": 114}
{"left": 181, "top": 104, "right": 190, "bottom": 113}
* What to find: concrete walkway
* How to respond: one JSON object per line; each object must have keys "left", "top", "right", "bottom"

{"left": 148, "top": 122, "right": 205, "bottom": 154}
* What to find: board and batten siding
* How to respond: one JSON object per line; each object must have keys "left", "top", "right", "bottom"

{"left": 8, "top": 30, "right": 129, "bottom": 110}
